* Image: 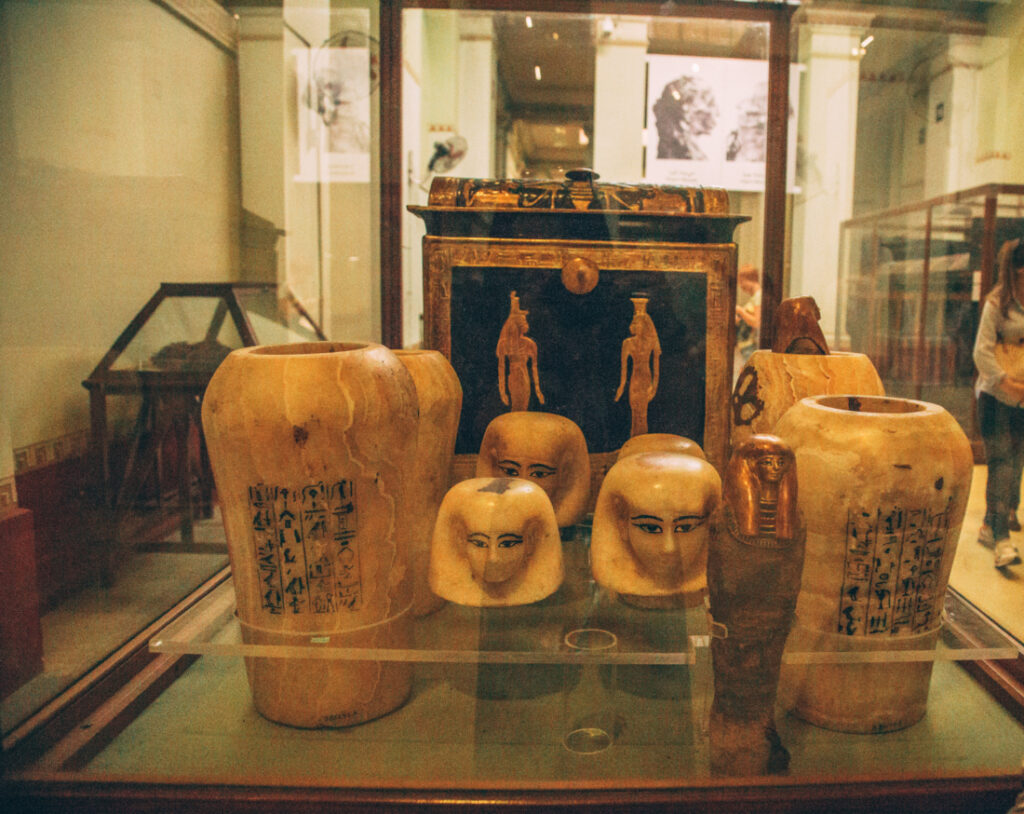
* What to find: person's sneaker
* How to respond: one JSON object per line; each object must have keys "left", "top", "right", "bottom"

{"left": 994, "top": 539, "right": 1022, "bottom": 568}
{"left": 1010, "top": 511, "right": 1022, "bottom": 532}
{"left": 978, "top": 524, "right": 995, "bottom": 546}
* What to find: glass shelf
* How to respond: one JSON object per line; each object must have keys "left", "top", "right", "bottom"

{"left": 151, "top": 534, "right": 1019, "bottom": 667}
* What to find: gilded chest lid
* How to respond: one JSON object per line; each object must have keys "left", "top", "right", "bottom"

{"left": 409, "top": 169, "right": 749, "bottom": 243}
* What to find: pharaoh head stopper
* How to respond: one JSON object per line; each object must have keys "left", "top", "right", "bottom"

{"left": 591, "top": 451, "right": 721, "bottom": 604}
{"left": 428, "top": 477, "right": 563, "bottom": 607}
{"left": 477, "top": 412, "right": 590, "bottom": 528}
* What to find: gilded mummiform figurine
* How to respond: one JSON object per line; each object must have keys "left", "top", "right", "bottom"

{"left": 476, "top": 412, "right": 590, "bottom": 528}
{"left": 496, "top": 291, "right": 544, "bottom": 411}
{"left": 591, "top": 451, "right": 721, "bottom": 607}
{"left": 615, "top": 296, "right": 662, "bottom": 437}
{"left": 428, "top": 478, "right": 563, "bottom": 607}
{"left": 707, "top": 434, "right": 804, "bottom": 776}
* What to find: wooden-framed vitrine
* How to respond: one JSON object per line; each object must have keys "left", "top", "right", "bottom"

{"left": 5, "top": 0, "right": 1024, "bottom": 812}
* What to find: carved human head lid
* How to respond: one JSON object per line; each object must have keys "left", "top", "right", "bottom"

{"left": 617, "top": 433, "right": 705, "bottom": 462}
{"left": 591, "top": 452, "right": 721, "bottom": 603}
{"left": 477, "top": 412, "right": 590, "bottom": 527}
{"left": 723, "top": 434, "right": 799, "bottom": 544}
{"left": 428, "top": 477, "right": 563, "bottom": 607}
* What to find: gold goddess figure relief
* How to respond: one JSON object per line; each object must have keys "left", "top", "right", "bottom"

{"left": 496, "top": 291, "right": 544, "bottom": 411}
{"left": 615, "top": 296, "right": 662, "bottom": 437}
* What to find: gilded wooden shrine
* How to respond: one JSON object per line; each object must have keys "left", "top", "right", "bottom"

{"left": 410, "top": 169, "right": 748, "bottom": 477}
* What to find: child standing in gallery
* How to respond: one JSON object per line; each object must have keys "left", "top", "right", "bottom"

{"left": 973, "top": 238, "right": 1024, "bottom": 568}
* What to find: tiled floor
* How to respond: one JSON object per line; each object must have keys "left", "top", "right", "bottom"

{"left": 949, "top": 464, "right": 1024, "bottom": 642}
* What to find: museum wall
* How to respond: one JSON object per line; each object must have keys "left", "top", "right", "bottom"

{"left": 0, "top": 0, "right": 240, "bottom": 606}
{"left": 237, "top": 3, "right": 327, "bottom": 327}
{"left": 0, "top": 0, "right": 241, "bottom": 461}
{"left": 237, "top": 6, "right": 286, "bottom": 271}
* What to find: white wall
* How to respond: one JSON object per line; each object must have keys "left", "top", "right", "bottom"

{"left": 789, "top": 22, "right": 861, "bottom": 340}
{"left": 455, "top": 14, "right": 495, "bottom": 179}
{"left": 402, "top": 9, "right": 426, "bottom": 348}
{"left": 593, "top": 21, "right": 647, "bottom": 182}
{"left": 0, "top": 0, "right": 241, "bottom": 451}
{"left": 998, "top": 3, "right": 1024, "bottom": 183}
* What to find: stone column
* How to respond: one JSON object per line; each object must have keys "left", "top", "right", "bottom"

{"left": 456, "top": 14, "right": 495, "bottom": 178}
{"left": 593, "top": 20, "right": 648, "bottom": 181}
{"left": 789, "top": 17, "right": 864, "bottom": 344}
{"left": 925, "top": 33, "right": 983, "bottom": 198}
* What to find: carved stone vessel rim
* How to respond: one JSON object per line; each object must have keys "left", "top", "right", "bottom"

{"left": 243, "top": 341, "right": 376, "bottom": 358}
{"left": 723, "top": 508, "right": 804, "bottom": 550}
{"left": 797, "top": 394, "right": 942, "bottom": 418}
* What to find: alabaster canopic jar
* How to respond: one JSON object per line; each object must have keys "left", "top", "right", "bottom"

{"left": 731, "top": 350, "right": 884, "bottom": 449}
{"left": 393, "top": 350, "right": 462, "bottom": 617}
{"left": 592, "top": 451, "right": 721, "bottom": 607}
{"left": 617, "top": 433, "right": 705, "bottom": 461}
{"left": 774, "top": 395, "right": 973, "bottom": 733}
{"left": 429, "top": 477, "right": 563, "bottom": 606}
{"left": 476, "top": 412, "right": 590, "bottom": 528}
{"left": 201, "top": 342, "right": 417, "bottom": 728}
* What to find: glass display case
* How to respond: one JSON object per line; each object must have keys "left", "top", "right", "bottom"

{"left": 4, "top": 0, "right": 1024, "bottom": 812}
{"left": 836, "top": 184, "right": 1024, "bottom": 454}
{"left": 82, "top": 283, "right": 324, "bottom": 577}
{"left": 4, "top": 540, "right": 1024, "bottom": 812}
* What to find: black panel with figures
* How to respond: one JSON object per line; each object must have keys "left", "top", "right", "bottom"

{"left": 450, "top": 266, "right": 707, "bottom": 455}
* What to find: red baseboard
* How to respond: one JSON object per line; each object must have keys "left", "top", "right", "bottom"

{"left": 15, "top": 456, "right": 101, "bottom": 609}
{"left": 0, "top": 507, "right": 44, "bottom": 699}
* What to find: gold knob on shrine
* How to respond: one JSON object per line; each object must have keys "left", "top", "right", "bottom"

{"left": 561, "top": 256, "right": 599, "bottom": 295}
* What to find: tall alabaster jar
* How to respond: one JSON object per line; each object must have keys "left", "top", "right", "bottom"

{"left": 774, "top": 395, "right": 973, "bottom": 733}
{"left": 202, "top": 342, "right": 418, "bottom": 728}
{"left": 393, "top": 350, "right": 462, "bottom": 616}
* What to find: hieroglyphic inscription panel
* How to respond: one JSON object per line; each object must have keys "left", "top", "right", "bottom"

{"left": 838, "top": 501, "right": 951, "bottom": 636}
{"left": 247, "top": 481, "right": 361, "bottom": 615}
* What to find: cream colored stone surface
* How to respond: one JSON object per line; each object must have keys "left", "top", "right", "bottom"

{"left": 476, "top": 412, "right": 590, "bottom": 528}
{"left": 731, "top": 351, "right": 884, "bottom": 448}
{"left": 429, "top": 477, "right": 563, "bottom": 607}
{"left": 591, "top": 452, "right": 721, "bottom": 605}
{"left": 617, "top": 433, "right": 705, "bottom": 461}
{"left": 394, "top": 350, "right": 462, "bottom": 617}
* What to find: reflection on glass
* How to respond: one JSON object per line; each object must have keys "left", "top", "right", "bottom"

{"left": 401, "top": 10, "right": 768, "bottom": 352}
